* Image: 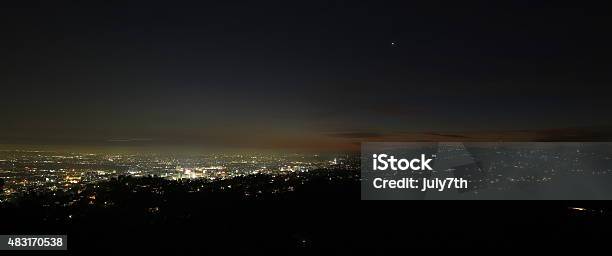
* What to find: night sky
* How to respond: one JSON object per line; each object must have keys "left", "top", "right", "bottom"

{"left": 2, "top": 1, "right": 612, "bottom": 149}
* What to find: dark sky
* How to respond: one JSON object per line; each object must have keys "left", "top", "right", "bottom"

{"left": 2, "top": 1, "right": 612, "bottom": 149}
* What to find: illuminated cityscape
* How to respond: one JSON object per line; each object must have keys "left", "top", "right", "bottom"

{"left": 3, "top": 143, "right": 612, "bottom": 203}
{"left": 0, "top": 149, "right": 359, "bottom": 202}
{"left": 2, "top": 1, "right": 612, "bottom": 251}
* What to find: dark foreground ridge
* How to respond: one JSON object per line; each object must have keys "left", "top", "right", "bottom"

{"left": 1, "top": 169, "right": 612, "bottom": 253}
